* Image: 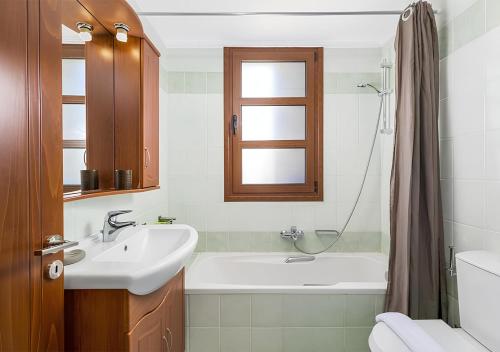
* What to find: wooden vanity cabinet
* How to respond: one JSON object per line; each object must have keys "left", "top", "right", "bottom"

{"left": 65, "top": 269, "right": 184, "bottom": 352}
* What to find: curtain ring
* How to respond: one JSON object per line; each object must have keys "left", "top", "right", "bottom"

{"left": 402, "top": 6, "right": 413, "bottom": 21}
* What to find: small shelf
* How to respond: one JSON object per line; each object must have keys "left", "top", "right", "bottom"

{"left": 63, "top": 186, "right": 159, "bottom": 202}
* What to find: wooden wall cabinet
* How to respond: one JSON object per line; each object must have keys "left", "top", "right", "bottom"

{"left": 65, "top": 269, "right": 184, "bottom": 352}
{"left": 114, "top": 38, "right": 160, "bottom": 191}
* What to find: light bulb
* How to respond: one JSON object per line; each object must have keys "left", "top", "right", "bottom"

{"left": 76, "top": 22, "right": 93, "bottom": 42}
{"left": 114, "top": 23, "right": 129, "bottom": 43}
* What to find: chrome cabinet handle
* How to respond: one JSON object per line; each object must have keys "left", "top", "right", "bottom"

{"left": 145, "top": 147, "right": 151, "bottom": 168}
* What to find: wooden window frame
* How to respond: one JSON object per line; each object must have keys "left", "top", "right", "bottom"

{"left": 224, "top": 47, "right": 323, "bottom": 202}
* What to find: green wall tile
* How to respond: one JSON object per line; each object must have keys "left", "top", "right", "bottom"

{"left": 195, "top": 232, "right": 207, "bottom": 252}
{"left": 206, "top": 232, "right": 228, "bottom": 251}
{"left": 189, "top": 328, "right": 220, "bottom": 352}
{"left": 453, "top": 0, "right": 485, "bottom": 51}
{"left": 345, "top": 327, "right": 371, "bottom": 352}
{"left": 159, "top": 67, "right": 169, "bottom": 92}
{"left": 251, "top": 232, "right": 273, "bottom": 251}
{"left": 207, "top": 72, "right": 223, "bottom": 94}
{"left": 189, "top": 295, "right": 220, "bottom": 327}
{"left": 251, "top": 295, "right": 283, "bottom": 327}
{"left": 227, "top": 232, "right": 253, "bottom": 251}
{"left": 486, "top": 0, "right": 500, "bottom": 31}
{"left": 251, "top": 328, "right": 283, "bottom": 352}
{"left": 346, "top": 295, "right": 376, "bottom": 327}
{"left": 282, "top": 295, "right": 345, "bottom": 327}
{"left": 167, "top": 72, "right": 185, "bottom": 93}
{"left": 185, "top": 72, "right": 207, "bottom": 94}
{"left": 374, "top": 295, "right": 385, "bottom": 316}
{"left": 220, "top": 327, "right": 251, "bottom": 352}
{"left": 221, "top": 295, "right": 251, "bottom": 327}
{"left": 282, "top": 327, "right": 345, "bottom": 352}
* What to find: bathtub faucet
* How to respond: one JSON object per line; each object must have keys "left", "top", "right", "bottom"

{"left": 280, "top": 226, "right": 304, "bottom": 241}
{"left": 285, "top": 255, "right": 315, "bottom": 263}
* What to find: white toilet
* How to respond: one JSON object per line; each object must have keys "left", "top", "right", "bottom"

{"left": 369, "top": 251, "right": 500, "bottom": 352}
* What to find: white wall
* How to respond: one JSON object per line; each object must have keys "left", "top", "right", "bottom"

{"left": 438, "top": 0, "right": 500, "bottom": 326}
{"left": 164, "top": 48, "right": 386, "bottom": 238}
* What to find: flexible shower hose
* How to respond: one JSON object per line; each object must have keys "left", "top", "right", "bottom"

{"left": 294, "top": 96, "right": 385, "bottom": 255}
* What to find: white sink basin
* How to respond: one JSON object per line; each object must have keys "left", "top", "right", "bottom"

{"left": 64, "top": 224, "right": 198, "bottom": 295}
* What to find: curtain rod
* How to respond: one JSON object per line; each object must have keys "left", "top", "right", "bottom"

{"left": 136, "top": 10, "right": 439, "bottom": 17}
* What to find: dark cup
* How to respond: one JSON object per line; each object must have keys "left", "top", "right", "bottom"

{"left": 114, "top": 169, "right": 133, "bottom": 190}
{"left": 80, "top": 169, "right": 99, "bottom": 191}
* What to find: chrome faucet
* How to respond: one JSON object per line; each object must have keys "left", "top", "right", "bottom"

{"left": 102, "top": 210, "right": 136, "bottom": 242}
{"left": 285, "top": 255, "right": 315, "bottom": 263}
{"left": 280, "top": 226, "right": 305, "bottom": 241}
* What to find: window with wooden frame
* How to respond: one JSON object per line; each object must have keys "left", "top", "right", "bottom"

{"left": 224, "top": 47, "right": 323, "bottom": 201}
{"left": 62, "top": 44, "right": 87, "bottom": 192}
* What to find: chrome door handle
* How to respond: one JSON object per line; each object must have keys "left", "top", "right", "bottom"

{"left": 35, "top": 234, "right": 78, "bottom": 256}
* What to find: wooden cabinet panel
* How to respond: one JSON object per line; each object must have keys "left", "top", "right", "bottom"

{"left": 114, "top": 37, "right": 142, "bottom": 188}
{"left": 141, "top": 39, "right": 160, "bottom": 188}
{"left": 114, "top": 37, "right": 159, "bottom": 190}
{"left": 128, "top": 304, "right": 165, "bottom": 352}
{"left": 86, "top": 32, "right": 115, "bottom": 189}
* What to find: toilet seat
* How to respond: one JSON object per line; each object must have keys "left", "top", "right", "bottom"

{"left": 369, "top": 319, "right": 489, "bottom": 352}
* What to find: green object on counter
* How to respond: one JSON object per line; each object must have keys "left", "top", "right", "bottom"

{"left": 157, "top": 216, "right": 176, "bottom": 224}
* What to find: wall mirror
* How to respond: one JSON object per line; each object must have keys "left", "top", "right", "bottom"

{"left": 60, "top": 0, "right": 160, "bottom": 202}
{"left": 61, "top": 0, "right": 115, "bottom": 196}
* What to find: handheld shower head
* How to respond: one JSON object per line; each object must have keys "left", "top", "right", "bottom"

{"left": 357, "top": 82, "right": 382, "bottom": 94}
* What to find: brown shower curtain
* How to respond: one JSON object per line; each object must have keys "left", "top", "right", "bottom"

{"left": 385, "top": 1, "right": 447, "bottom": 320}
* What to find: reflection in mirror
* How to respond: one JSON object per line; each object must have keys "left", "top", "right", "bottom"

{"left": 61, "top": 0, "right": 115, "bottom": 195}
{"left": 62, "top": 24, "right": 86, "bottom": 192}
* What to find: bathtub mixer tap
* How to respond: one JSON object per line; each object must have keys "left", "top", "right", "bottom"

{"left": 280, "top": 226, "right": 304, "bottom": 241}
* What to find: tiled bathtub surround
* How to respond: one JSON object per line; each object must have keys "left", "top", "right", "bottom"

{"left": 437, "top": 0, "right": 500, "bottom": 327}
{"left": 194, "top": 231, "right": 381, "bottom": 253}
{"left": 185, "top": 294, "right": 385, "bottom": 352}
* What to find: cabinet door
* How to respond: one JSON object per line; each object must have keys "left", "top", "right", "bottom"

{"left": 163, "top": 270, "right": 184, "bottom": 352}
{"left": 128, "top": 305, "right": 165, "bottom": 352}
{"left": 141, "top": 39, "right": 159, "bottom": 188}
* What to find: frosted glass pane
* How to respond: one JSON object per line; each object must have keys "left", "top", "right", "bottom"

{"left": 241, "top": 62, "right": 305, "bottom": 98}
{"left": 63, "top": 104, "right": 86, "bottom": 140}
{"left": 242, "top": 149, "right": 305, "bottom": 184}
{"left": 242, "top": 106, "right": 305, "bottom": 141}
{"left": 63, "top": 149, "right": 86, "bottom": 185}
{"left": 62, "top": 59, "right": 85, "bottom": 96}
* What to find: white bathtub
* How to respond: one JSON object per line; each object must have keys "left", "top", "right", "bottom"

{"left": 186, "top": 252, "right": 388, "bottom": 294}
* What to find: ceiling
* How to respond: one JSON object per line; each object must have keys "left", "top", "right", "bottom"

{"left": 127, "top": 0, "right": 444, "bottom": 49}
